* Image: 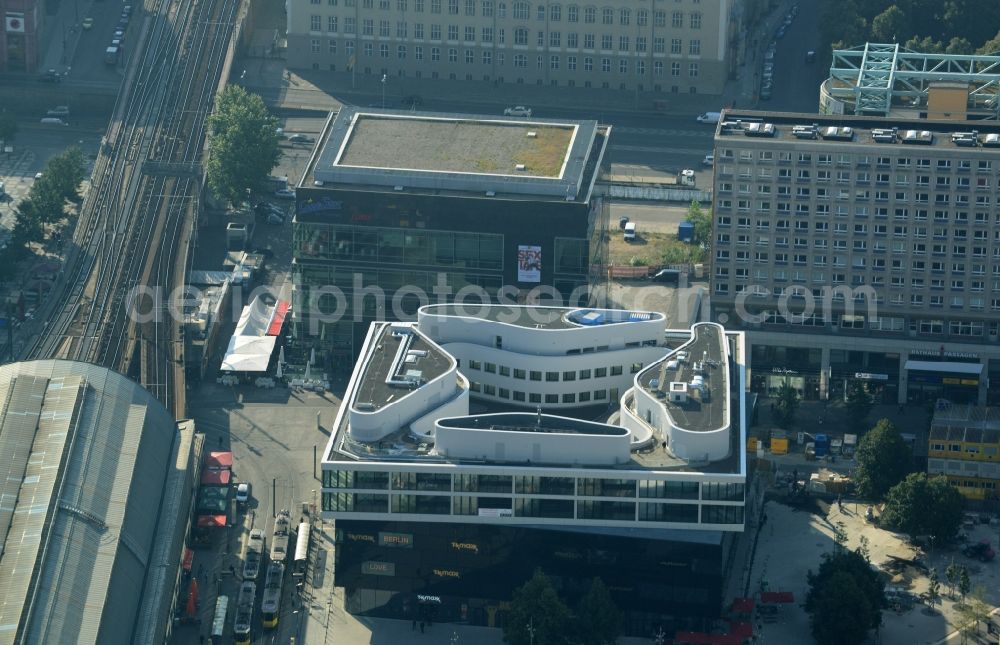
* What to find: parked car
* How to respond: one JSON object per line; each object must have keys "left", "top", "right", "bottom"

{"left": 963, "top": 539, "right": 996, "bottom": 562}
{"left": 266, "top": 212, "right": 284, "bottom": 225}
{"left": 504, "top": 105, "right": 532, "bottom": 117}
{"left": 760, "top": 85, "right": 773, "bottom": 100}
{"left": 82, "top": 17, "right": 94, "bottom": 29}
{"left": 623, "top": 222, "right": 637, "bottom": 241}
{"left": 287, "top": 133, "right": 312, "bottom": 143}
{"left": 38, "top": 69, "right": 63, "bottom": 83}
{"left": 274, "top": 188, "right": 296, "bottom": 199}
{"left": 806, "top": 50, "right": 816, "bottom": 63}
{"left": 113, "top": 28, "right": 126, "bottom": 42}
{"left": 400, "top": 95, "right": 423, "bottom": 108}
{"left": 236, "top": 482, "right": 250, "bottom": 505}
{"left": 123, "top": 4, "right": 133, "bottom": 16}
{"left": 702, "top": 154, "right": 714, "bottom": 167}
{"left": 251, "top": 247, "right": 275, "bottom": 259}
{"left": 40, "top": 117, "right": 69, "bottom": 125}
{"left": 618, "top": 216, "right": 630, "bottom": 230}
{"left": 649, "top": 268, "right": 681, "bottom": 284}
{"left": 46, "top": 106, "right": 70, "bottom": 117}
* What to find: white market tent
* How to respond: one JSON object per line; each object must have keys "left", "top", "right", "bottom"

{"left": 220, "top": 296, "right": 286, "bottom": 373}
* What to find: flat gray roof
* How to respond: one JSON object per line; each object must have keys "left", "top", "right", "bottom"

{"left": 639, "top": 324, "right": 727, "bottom": 433}
{"left": 717, "top": 109, "right": 1000, "bottom": 152}
{"left": 310, "top": 108, "right": 605, "bottom": 200}
{"left": 353, "top": 325, "right": 453, "bottom": 413}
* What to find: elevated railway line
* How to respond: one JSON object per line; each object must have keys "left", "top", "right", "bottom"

{"left": 22, "top": 0, "right": 241, "bottom": 420}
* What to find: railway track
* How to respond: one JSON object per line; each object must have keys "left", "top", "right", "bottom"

{"left": 22, "top": 0, "right": 241, "bottom": 419}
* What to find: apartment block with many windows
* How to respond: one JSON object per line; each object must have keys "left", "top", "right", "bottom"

{"left": 927, "top": 403, "right": 1000, "bottom": 501}
{"left": 710, "top": 111, "right": 1000, "bottom": 407}
{"left": 286, "top": 0, "right": 735, "bottom": 95}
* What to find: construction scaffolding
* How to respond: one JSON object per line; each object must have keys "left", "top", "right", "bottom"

{"left": 825, "top": 42, "right": 1000, "bottom": 117}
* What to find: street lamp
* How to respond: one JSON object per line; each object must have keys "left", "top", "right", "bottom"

{"left": 527, "top": 617, "right": 535, "bottom": 645}
{"left": 381, "top": 74, "right": 387, "bottom": 109}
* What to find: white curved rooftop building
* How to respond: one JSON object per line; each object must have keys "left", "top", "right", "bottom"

{"left": 325, "top": 305, "right": 747, "bottom": 532}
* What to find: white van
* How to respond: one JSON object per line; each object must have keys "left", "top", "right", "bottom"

{"left": 623, "top": 222, "right": 637, "bottom": 241}
{"left": 40, "top": 117, "right": 68, "bottom": 125}
{"left": 696, "top": 112, "right": 722, "bottom": 125}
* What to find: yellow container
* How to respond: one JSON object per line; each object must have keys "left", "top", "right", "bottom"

{"left": 770, "top": 437, "right": 789, "bottom": 455}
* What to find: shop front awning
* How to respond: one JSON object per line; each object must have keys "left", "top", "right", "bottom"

{"left": 267, "top": 300, "right": 290, "bottom": 336}
{"left": 904, "top": 360, "right": 983, "bottom": 375}
{"left": 197, "top": 514, "right": 227, "bottom": 528}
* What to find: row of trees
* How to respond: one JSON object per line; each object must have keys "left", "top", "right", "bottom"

{"left": 855, "top": 418, "right": 966, "bottom": 542}
{"left": 1, "top": 147, "right": 86, "bottom": 276}
{"left": 819, "top": 1, "right": 1000, "bottom": 55}
{"left": 770, "top": 381, "right": 873, "bottom": 433}
{"left": 503, "top": 569, "right": 622, "bottom": 645}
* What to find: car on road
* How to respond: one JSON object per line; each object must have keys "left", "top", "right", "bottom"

{"left": 287, "top": 133, "right": 312, "bottom": 144}
{"left": 696, "top": 111, "right": 721, "bottom": 124}
{"left": 702, "top": 154, "right": 714, "bottom": 167}
{"left": 113, "top": 28, "right": 125, "bottom": 42}
{"left": 760, "top": 85, "right": 773, "bottom": 101}
{"left": 236, "top": 482, "right": 250, "bottom": 505}
{"left": 504, "top": 106, "right": 532, "bottom": 117}
{"left": 400, "top": 95, "right": 423, "bottom": 108}
{"left": 38, "top": 69, "right": 62, "bottom": 83}
{"left": 40, "top": 117, "right": 68, "bottom": 125}
{"left": 806, "top": 50, "right": 816, "bottom": 63}
{"left": 82, "top": 17, "right": 94, "bottom": 29}
{"left": 251, "top": 247, "right": 275, "bottom": 259}
{"left": 265, "top": 212, "right": 284, "bottom": 225}
{"left": 776, "top": 25, "right": 786, "bottom": 39}
{"left": 254, "top": 201, "right": 284, "bottom": 215}
{"left": 764, "top": 48, "right": 775, "bottom": 61}
{"left": 46, "top": 106, "right": 70, "bottom": 117}
{"left": 274, "top": 188, "right": 296, "bottom": 199}
{"left": 123, "top": 4, "right": 133, "bottom": 16}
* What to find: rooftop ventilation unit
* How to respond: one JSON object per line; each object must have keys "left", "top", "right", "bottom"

{"left": 871, "top": 128, "right": 898, "bottom": 143}
{"left": 820, "top": 126, "right": 853, "bottom": 141}
{"left": 982, "top": 133, "right": 1000, "bottom": 147}
{"left": 526, "top": 131, "right": 538, "bottom": 138}
{"left": 951, "top": 131, "right": 978, "bottom": 147}
{"left": 515, "top": 164, "right": 526, "bottom": 171}
{"left": 744, "top": 122, "right": 776, "bottom": 137}
{"left": 719, "top": 120, "right": 745, "bottom": 134}
{"left": 792, "top": 124, "right": 818, "bottom": 139}
{"left": 902, "top": 129, "right": 933, "bottom": 145}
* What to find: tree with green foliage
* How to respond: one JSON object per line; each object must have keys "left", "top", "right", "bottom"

{"left": 207, "top": 85, "right": 281, "bottom": 207}
{"left": 854, "top": 419, "right": 911, "bottom": 500}
{"left": 977, "top": 29, "right": 1000, "bottom": 55}
{"left": 945, "top": 560, "right": 960, "bottom": 598}
{"left": 957, "top": 587, "right": 993, "bottom": 639}
{"left": 845, "top": 382, "right": 873, "bottom": 435}
{"left": 806, "top": 547, "right": 885, "bottom": 645}
{"left": 927, "top": 568, "right": 941, "bottom": 611}
{"left": 503, "top": 569, "right": 573, "bottom": 645}
{"left": 905, "top": 35, "right": 943, "bottom": 52}
{"left": 880, "top": 473, "right": 965, "bottom": 544}
{"left": 772, "top": 382, "right": 798, "bottom": 429}
{"left": 685, "top": 200, "right": 712, "bottom": 248}
{"left": 871, "top": 5, "right": 908, "bottom": 42}
{"left": 39, "top": 146, "right": 86, "bottom": 207}
{"left": 0, "top": 110, "right": 16, "bottom": 144}
{"left": 574, "top": 578, "right": 622, "bottom": 645}
{"left": 945, "top": 37, "right": 973, "bottom": 55}
{"left": 958, "top": 566, "right": 971, "bottom": 602}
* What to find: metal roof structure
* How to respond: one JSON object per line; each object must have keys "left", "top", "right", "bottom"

{"left": 0, "top": 360, "right": 180, "bottom": 645}
{"left": 827, "top": 43, "right": 1000, "bottom": 116}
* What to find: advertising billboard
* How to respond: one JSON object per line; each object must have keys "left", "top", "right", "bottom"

{"left": 517, "top": 245, "right": 541, "bottom": 283}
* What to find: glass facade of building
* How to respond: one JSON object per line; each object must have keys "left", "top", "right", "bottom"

{"left": 292, "top": 186, "right": 608, "bottom": 365}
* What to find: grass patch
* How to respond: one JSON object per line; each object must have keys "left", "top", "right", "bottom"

{"left": 514, "top": 127, "right": 572, "bottom": 177}
{"left": 609, "top": 230, "right": 705, "bottom": 267}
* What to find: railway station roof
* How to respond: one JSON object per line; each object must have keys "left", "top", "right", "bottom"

{"left": 0, "top": 360, "right": 182, "bottom": 645}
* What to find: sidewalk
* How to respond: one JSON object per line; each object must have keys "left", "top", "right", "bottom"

{"left": 37, "top": 0, "right": 95, "bottom": 75}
